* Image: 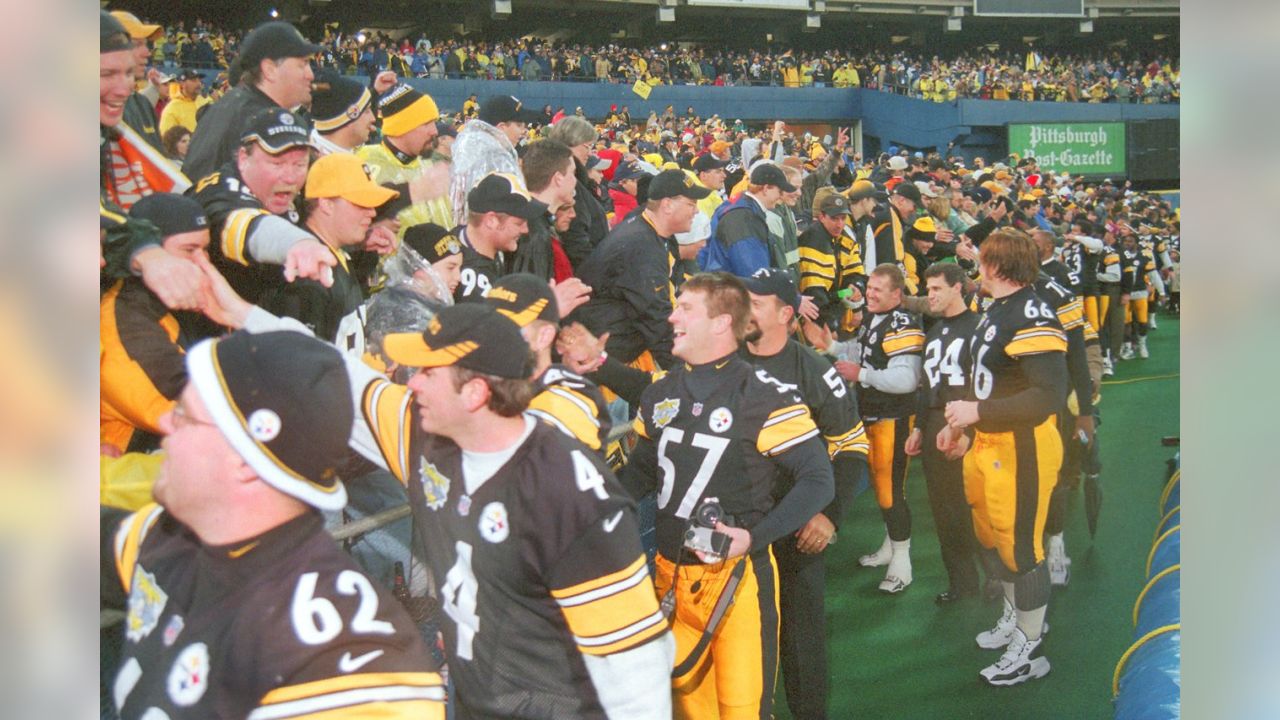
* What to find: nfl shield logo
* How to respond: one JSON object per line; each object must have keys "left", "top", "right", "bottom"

{"left": 692, "top": 403, "right": 703, "bottom": 417}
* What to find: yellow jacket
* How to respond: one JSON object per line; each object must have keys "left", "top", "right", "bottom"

{"left": 158, "top": 90, "right": 210, "bottom": 136}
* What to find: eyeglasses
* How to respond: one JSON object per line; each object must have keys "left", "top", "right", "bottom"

{"left": 170, "top": 405, "right": 218, "bottom": 431}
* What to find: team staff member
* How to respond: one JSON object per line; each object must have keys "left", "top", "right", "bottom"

{"left": 102, "top": 330, "right": 445, "bottom": 719}
{"left": 798, "top": 192, "right": 866, "bottom": 335}
{"left": 453, "top": 172, "right": 548, "bottom": 302}
{"left": 484, "top": 273, "right": 613, "bottom": 455}
{"left": 198, "top": 269, "right": 675, "bottom": 720}
{"left": 574, "top": 169, "right": 709, "bottom": 371}
{"left": 188, "top": 107, "right": 337, "bottom": 318}
{"left": 259, "top": 153, "right": 397, "bottom": 342}
{"left": 939, "top": 229, "right": 1067, "bottom": 687}
{"left": 835, "top": 264, "right": 924, "bottom": 593}
{"left": 742, "top": 269, "right": 869, "bottom": 720}
{"left": 905, "top": 262, "right": 984, "bottom": 604}
{"left": 699, "top": 163, "right": 796, "bottom": 278}
{"left": 183, "top": 21, "right": 321, "bottom": 180}
{"left": 871, "top": 181, "right": 923, "bottom": 294}
{"left": 621, "top": 272, "right": 834, "bottom": 719}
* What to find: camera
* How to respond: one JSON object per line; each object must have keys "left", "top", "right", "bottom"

{"left": 684, "top": 498, "right": 732, "bottom": 560}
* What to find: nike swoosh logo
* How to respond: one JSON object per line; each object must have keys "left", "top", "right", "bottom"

{"left": 338, "top": 649, "right": 385, "bottom": 673}
{"left": 602, "top": 510, "right": 624, "bottom": 534}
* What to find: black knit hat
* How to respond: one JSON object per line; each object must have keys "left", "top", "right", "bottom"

{"left": 383, "top": 304, "right": 533, "bottom": 379}
{"left": 311, "top": 70, "right": 372, "bottom": 133}
{"left": 402, "top": 223, "right": 462, "bottom": 264}
{"left": 486, "top": 273, "right": 560, "bottom": 327}
{"left": 186, "top": 331, "right": 353, "bottom": 510}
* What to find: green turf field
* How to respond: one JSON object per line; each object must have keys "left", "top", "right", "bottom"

{"left": 774, "top": 316, "right": 1180, "bottom": 719}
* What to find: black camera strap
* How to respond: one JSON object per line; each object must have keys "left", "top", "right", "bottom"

{"left": 671, "top": 556, "right": 748, "bottom": 679}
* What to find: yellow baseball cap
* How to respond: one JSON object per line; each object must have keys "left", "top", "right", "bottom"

{"left": 111, "top": 11, "right": 162, "bottom": 41}
{"left": 305, "top": 153, "right": 399, "bottom": 208}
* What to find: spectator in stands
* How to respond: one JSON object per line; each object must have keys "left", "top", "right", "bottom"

{"left": 700, "top": 162, "right": 796, "bottom": 277}
{"left": 510, "top": 139, "right": 579, "bottom": 282}
{"left": 158, "top": 69, "right": 207, "bottom": 136}
{"left": 450, "top": 94, "right": 540, "bottom": 224}
{"left": 548, "top": 116, "right": 610, "bottom": 268}
{"left": 308, "top": 70, "right": 375, "bottom": 156}
{"left": 161, "top": 126, "right": 191, "bottom": 165}
{"left": 183, "top": 21, "right": 320, "bottom": 180}
{"left": 112, "top": 10, "right": 166, "bottom": 150}
{"left": 358, "top": 84, "right": 452, "bottom": 233}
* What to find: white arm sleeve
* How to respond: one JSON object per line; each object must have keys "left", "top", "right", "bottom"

{"left": 1147, "top": 268, "right": 1166, "bottom": 295}
{"left": 860, "top": 354, "right": 922, "bottom": 395}
{"left": 246, "top": 215, "right": 314, "bottom": 264}
{"left": 1075, "top": 235, "right": 1104, "bottom": 252}
{"left": 582, "top": 633, "right": 675, "bottom": 720}
{"left": 244, "top": 306, "right": 394, "bottom": 472}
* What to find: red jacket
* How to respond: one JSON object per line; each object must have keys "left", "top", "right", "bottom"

{"left": 608, "top": 188, "right": 637, "bottom": 228}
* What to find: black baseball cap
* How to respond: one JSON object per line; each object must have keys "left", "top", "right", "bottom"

{"left": 750, "top": 163, "right": 797, "bottom": 192}
{"left": 186, "top": 331, "right": 353, "bottom": 510}
{"left": 129, "top": 193, "right": 209, "bottom": 238}
{"left": 240, "top": 107, "right": 310, "bottom": 154}
{"left": 479, "top": 95, "right": 542, "bottom": 125}
{"left": 467, "top": 172, "right": 548, "bottom": 220}
{"left": 237, "top": 21, "right": 321, "bottom": 70}
{"left": 402, "top": 223, "right": 462, "bottom": 264}
{"left": 100, "top": 10, "right": 132, "bottom": 54}
{"left": 742, "top": 267, "right": 800, "bottom": 312}
{"left": 965, "top": 187, "right": 994, "bottom": 204}
{"left": 612, "top": 161, "right": 646, "bottom": 182}
{"left": 175, "top": 68, "right": 204, "bottom": 82}
{"left": 891, "top": 181, "right": 923, "bottom": 205}
{"left": 818, "top": 193, "right": 851, "bottom": 217}
{"left": 692, "top": 154, "right": 728, "bottom": 173}
{"left": 384, "top": 303, "right": 534, "bottom": 379}
{"left": 485, "top": 273, "right": 560, "bottom": 327}
{"left": 648, "top": 169, "right": 713, "bottom": 201}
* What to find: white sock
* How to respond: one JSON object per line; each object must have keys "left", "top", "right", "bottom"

{"left": 1017, "top": 605, "right": 1048, "bottom": 641}
{"left": 887, "top": 539, "right": 912, "bottom": 580}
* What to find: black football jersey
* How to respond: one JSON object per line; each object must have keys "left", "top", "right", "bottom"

{"left": 967, "top": 285, "right": 1068, "bottom": 433}
{"left": 454, "top": 227, "right": 505, "bottom": 303}
{"left": 1034, "top": 273, "right": 1094, "bottom": 343}
{"left": 357, "top": 383, "right": 665, "bottom": 720}
{"left": 103, "top": 505, "right": 444, "bottom": 720}
{"left": 189, "top": 163, "right": 301, "bottom": 308}
{"left": 629, "top": 356, "right": 824, "bottom": 559}
{"left": 921, "top": 309, "right": 981, "bottom": 410}
{"left": 853, "top": 307, "right": 925, "bottom": 420}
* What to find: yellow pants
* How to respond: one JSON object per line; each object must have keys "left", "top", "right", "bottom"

{"left": 1084, "top": 295, "right": 1101, "bottom": 335}
{"left": 963, "top": 415, "right": 1063, "bottom": 574}
{"left": 1125, "top": 297, "right": 1149, "bottom": 325}
{"left": 866, "top": 416, "right": 914, "bottom": 511}
{"left": 654, "top": 550, "right": 779, "bottom": 720}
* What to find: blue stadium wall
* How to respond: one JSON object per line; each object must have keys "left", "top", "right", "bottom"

{"left": 400, "top": 78, "right": 1177, "bottom": 174}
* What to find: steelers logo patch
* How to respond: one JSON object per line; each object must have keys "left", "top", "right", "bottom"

{"left": 248, "top": 409, "right": 282, "bottom": 442}
{"left": 985, "top": 326, "right": 998, "bottom": 342}
{"left": 709, "top": 407, "right": 733, "bottom": 433}
{"left": 279, "top": 112, "right": 295, "bottom": 126}
{"left": 479, "top": 502, "right": 510, "bottom": 543}
{"left": 167, "top": 642, "right": 210, "bottom": 707}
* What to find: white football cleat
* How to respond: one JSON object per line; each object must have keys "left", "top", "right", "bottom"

{"left": 980, "top": 628, "right": 1051, "bottom": 686}
{"left": 1119, "top": 343, "right": 1135, "bottom": 361}
{"left": 1047, "top": 536, "right": 1072, "bottom": 587}
{"left": 1148, "top": 313, "right": 1158, "bottom": 330}
{"left": 1138, "top": 336, "right": 1149, "bottom": 358}
{"left": 977, "top": 599, "right": 1049, "bottom": 649}
{"left": 1102, "top": 356, "right": 1114, "bottom": 377}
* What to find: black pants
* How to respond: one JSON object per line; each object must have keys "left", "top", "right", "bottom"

{"left": 773, "top": 537, "right": 829, "bottom": 720}
{"left": 921, "top": 411, "right": 980, "bottom": 594}
{"left": 1100, "top": 283, "right": 1124, "bottom": 359}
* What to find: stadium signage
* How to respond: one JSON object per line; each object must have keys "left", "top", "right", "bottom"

{"left": 973, "top": 0, "right": 1084, "bottom": 17}
{"left": 1008, "top": 122, "right": 1126, "bottom": 176}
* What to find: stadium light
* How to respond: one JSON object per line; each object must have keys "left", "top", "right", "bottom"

{"left": 804, "top": 13, "right": 821, "bottom": 31}
{"left": 1079, "top": 19, "right": 1093, "bottom": 32}
{"left": 657, "top": 6, "right": 675, "bottom": 22}
{"left": 492, "top": 0, "right": 512, "bottom": 19}
{"left": 269, "top": 8, "right": 279, "bottom": 18}
{"left": 813, "top": 0, "right": 826, "bottom": 11}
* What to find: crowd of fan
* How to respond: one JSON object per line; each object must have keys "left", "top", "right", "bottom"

{"left": 101, "top": 11, "right": 1180, "bottom": 719}
{"left": 136, "top": 15, "right": 1179, "bottom": 103}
